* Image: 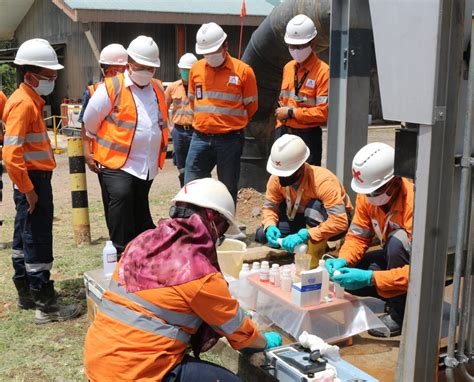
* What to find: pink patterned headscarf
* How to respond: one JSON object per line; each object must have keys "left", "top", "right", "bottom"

{"left": 118, "top": 208, "right": 228, "bottom": 293}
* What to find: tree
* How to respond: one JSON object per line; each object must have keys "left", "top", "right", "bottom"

{"left": 0, "top": 40, "right": 17, "bottom": 96}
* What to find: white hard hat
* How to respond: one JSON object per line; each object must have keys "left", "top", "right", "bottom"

{"left": 195, "top": 22, "right": 227, "bottom": 55}
{"left": 177, "top": 53, "right": 198, "bottom": 69}
{"left": 284, "top": 14, "right": 318, "bottom": 45}
{"left": 351, "top": 142, "right": 395, "bottom": 194}
{"left": 172, "top": 178, "right": 239, "bottom": 233}
{"left": 99, "top": 44, "right": 128, "bottom": 65}
{"left": 14, "top": 39, "right": 64, "bottom": 70}
{"left": 267, "top": 134, "right": 310, "bottom": 177}
{"left": 127, "top": 36, "right": 160, "bottom": 68}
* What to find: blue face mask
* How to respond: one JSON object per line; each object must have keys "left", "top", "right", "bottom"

{"left": 180, "top": 69, "right": 190, "bottom": 82}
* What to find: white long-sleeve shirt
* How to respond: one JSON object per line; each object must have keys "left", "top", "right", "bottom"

{"left": 83, "top": 71, "right": 162, "bottom": 180}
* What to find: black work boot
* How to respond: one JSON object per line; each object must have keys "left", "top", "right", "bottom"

{"left": 368, "top": 302, "right": 404, "bottom": 337}
{"left": 12, "top": 278, "right": 36, "bottom": 310}
{"left": 31, "top": 281, "right": 81, "bottom": 325}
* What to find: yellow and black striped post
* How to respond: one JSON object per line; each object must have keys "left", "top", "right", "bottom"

{"left": 67, "top": 137, "right": 91, "bottom": 245}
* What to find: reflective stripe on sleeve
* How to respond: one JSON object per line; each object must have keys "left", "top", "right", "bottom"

{"left": 25, "top": 262, "right": 52, "bottom": 272}
{"left": 243, "top": 95, "right": 258, "bottom": 105}
{"left": 194, "top": 105, "right": 247, "bottom": 117}
{"left": 100, "top": 298, "right": 191, "bottom": 343}
{"left": 316, "top": 96, "right": 328, "bottom": 104}
{"left": 211, "top": 307, "right": 246, "bottom": 335}
{"left": 109, "top": 280, "right": 203, "bottom": 329}
{"left": 24, "top": 151, "right": 52, "bottom": 161}
{"left": 188, "top": 93, "right": 195, "bottom": 101}
{"left": 4, "top": 136, "right": 25, "bottom": 146}
{"left": 263, "top": 199, "right": 278, "bottom": 210}
{"left": 349, "top": 223, "right": 375, "bottom": 238}
{"left": 25, "top": 132, "right": 49, "bottom": 143}
{"left": 96, "top": 136, "right": 129, "bottom": 154}
{"left": 175, "top": 109, "right": 194, "bottom": 116}
{"left": 326, "top": 204, "right": 347, "bottom": 215}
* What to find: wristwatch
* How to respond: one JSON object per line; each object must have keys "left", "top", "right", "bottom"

{"left": 288, "top": 107, "right": 294, "bottom": 119}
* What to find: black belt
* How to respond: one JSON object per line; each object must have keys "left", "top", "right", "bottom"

{"left": 194, "top": 129, "right": 243, "bottom": 137}
{"left": 28, "top": 170, "right": 53, "bottom": 179}
{"left": 280, "top": 126, "right": 321, "bottom": 133}
{"left": 174, "top": 124, "right": 193, "bottom": 131}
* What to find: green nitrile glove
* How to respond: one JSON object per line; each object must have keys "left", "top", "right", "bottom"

{"left": 264, "top": 331, "right": 283, "bottom": 350}
{"left": 265, "top": 225, "right": 281, "bottom": 248}
{"left": 325, "top": 258, "right": 347, "bottom": 276}
{"left": 332, "top": 267, "right": 373, "bottom": 290}
{"left": 281, "top": 228, "right": 309, "bottom": 252}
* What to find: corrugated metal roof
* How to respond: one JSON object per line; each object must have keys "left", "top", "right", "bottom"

{"left": 63, "top": 0, "right": 277, "bottom": 16}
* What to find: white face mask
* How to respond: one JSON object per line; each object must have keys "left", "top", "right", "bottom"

{"left": 28, "top": 74, "right": 55, "bottom": 96}
{"left": 366, "top": 192, "right": 392, "bottom": 206}
{"left": 205, "top": 52, "right": 225, "bottom": 67}
{"left": 289, "top": 46, "right": 313, "bottom": 63}
{"left": 129, "top": 69, "right": 155, "bottom": 86}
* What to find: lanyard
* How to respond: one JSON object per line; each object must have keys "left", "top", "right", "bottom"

{"left": 371, "top": 211, "right": 397, "bottom": 244}
{"left": 294, "top": 68, "right": 310, "bottom": 97}
{"left": 286, "top": 186, "right": 305, "bottom": 221}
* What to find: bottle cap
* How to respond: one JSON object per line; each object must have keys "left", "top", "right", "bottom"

{"left": 272, "top": 264, "right": 279, "bottom": 269}
{"left": 242, "top": 263, "right": 250, "bottom": 271}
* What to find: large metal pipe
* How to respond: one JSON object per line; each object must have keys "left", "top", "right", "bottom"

{"left": 239, "top": 0, "right": 331, "bottom": 191}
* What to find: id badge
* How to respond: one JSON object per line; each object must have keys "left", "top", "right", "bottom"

{"left": 196, "top": 84, "right": 203, "bottom": 100}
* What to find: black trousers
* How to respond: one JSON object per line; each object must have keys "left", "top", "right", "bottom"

{"left": 100, "top": 168, "right": 155, "bottom": 254}
{"left": 12, "top": 171, "right": 54, "bottom": 290}
{"left": 275, "top": 125, "right": 322, "bottom": 166}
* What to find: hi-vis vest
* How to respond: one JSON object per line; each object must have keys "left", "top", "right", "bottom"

{"left": 94, "top": 74, "right": 169, "bottom": 170}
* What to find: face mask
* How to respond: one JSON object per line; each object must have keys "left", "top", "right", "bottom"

{"left": 289, "top": 46, "right": 313, "bottom": 63}
{"left": 180, "top": 69, "right": 190, "bottom": 82}
{"left": 129, "top": 69, "right": 154, "bottom": 86}
{"left": 205, "top": 52, "right": 225, "bottom": 67}
{"left": 33, "top": 79, "right": 55, "bottom": 96}
{"left": 366, "top": 192, "right": 392, "bottom": 206}
{"left": 279, "top": 171, "right": 301, "bottom": 187}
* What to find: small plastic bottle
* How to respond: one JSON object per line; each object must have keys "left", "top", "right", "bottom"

{"left": 317, "top": 259, "right": 330, "bottom": 300}
{"left": 103, "top": 240, "right": 117, "bottom": 277}
{"left": 239, "top": 263, "right": 251, "bottom": 279}
{"left": 270, "top": 264, "right": 279, "bottom": 285}
{"left": 274, "top": 266, "right": 281, "bottom": 288}
{"left": 332, "top": 270, "right": 345, "bottom": 298}
{"left": 281, "top": 268, "right": 292, "bottom": 292}
{"left": 251, "top": 262, "right": 261, "bottom": 275}
{"left": 260, "top": 262, "right": 270, "bottom": 283}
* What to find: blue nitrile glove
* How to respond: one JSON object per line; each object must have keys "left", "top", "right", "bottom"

{"left": 264, "top": 332, "right": 283, "bottom": 350}
{"left": 331, "top": 267, "right": 373, "bottom": 290}
{"left": 265, "top": 225, "right": 281, "bottom": 248}
{"left": 325, "top": 258, "right": 348, "bottom": 276}
{"left": 281, "top": 228, "right": 309, "bottom": 252}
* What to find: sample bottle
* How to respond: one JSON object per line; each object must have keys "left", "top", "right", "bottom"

{"left": 270, "top": 264, "right": 280, "bottom": 285}
{"left": 103, "top": 240, "right": 117, "bottom": 277}
{"left": 274, "top": 265, "right": 281, "bottom": 288}
{"left": 281, "top": 268, "right": 292, "bottom": 292}
{"left": 239, "top": 263, "right": 251, "bottom": 279}
{"left": 260, "top": 262, "right": 270, "bottom": 282}
{"left": 317, "top": 259, "right": 330, "bottom": 300}
{"left": 332, "top": 270, "right": 345, "bottom": 298}
{"left": 251, "top": 262, "right": 261, "bottom": 275}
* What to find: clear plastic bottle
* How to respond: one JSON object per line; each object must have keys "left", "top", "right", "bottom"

{"left": 239, "top": 263, "right": 251, "bottom": 279}
{"left": 274, "top": 265, "right": 281, "bottom": 288}
{"left": 251, "top": 262, "right": 261, "bottom": 275}
{"left": 103, "top": 240, "right": 117, "bottom": 277}
{"left": 317, "top": 259, "right": 330, "bottom": 300}
{"left": 281, "top": 268, "right": 292, "bottom": 292}
{"left": 260, "top": 261, "right": 270, "bottom": 283}
{"left": 270, "top": 264, "right": 279, "bottom": 285}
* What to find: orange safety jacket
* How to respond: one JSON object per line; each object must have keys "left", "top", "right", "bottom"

{"left": 84, "top": 270, "right": 259, "bottom": 382}
{"left": 277, "top": 52, "right": 329, "bottom": 129}
{"left": 85, "top": 83, "right": 100, "bottom": 154}
{"left": 2, "top": 83, "right": 55, "bottom": 193}
{"left": 262, "top": 163, "right": 353, "bottom": 243}
{"left": 338, "top": 178, "right": 414, "bottom": 298}
{"left": 93, "top": 73, "right": 169, "bottom": 170}
{"left": 165, "top": 80, "right": 194, "bottom": 126}
{"left": 0, "top": 90, "right": 7, "bottom": 145}
{"left": 188, "top": 53, "right": 258, "bottom": 134}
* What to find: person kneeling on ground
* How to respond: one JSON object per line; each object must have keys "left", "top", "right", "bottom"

{"left": 84, "top": 178, "right": 282, "bottom": 382}
{"left": 326, "top": 142, "right": 413, "bottom": 337}
{"left": 255, "top": 134, "right": 353, "bottom": 257}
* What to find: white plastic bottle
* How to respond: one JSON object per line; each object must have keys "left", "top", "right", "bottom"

{"left": 251, "top": 262, "right": 261, "bottom": 275}
{"left": 333, "top": 270, "right": 345, "bottom": 298}
{"left": 294, "top": 243, "right": 308, "bottom": 255}
{"left": 281, "top": 268, "right": 292, "bottom": 292}
{"left": 103, "top": 240, "right": 117, "bottom": 277}
{"left": 260, "top": 261, "right": 270, "bottom": 283}
{"left": 239, "top": 263, "right": 251, "bottom": 279}
{"left": 317, "top": 259, "right": 330, "bottom": 300}
{"left": 270, "top": 264, "right": 279, "bottom": 285}
{"left": 274, "top": 265, "right": 281, "bottom": 288}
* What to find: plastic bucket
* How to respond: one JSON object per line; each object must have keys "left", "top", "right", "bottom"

{"left": 217, "top": 239, "right": 247, "bottom": 278}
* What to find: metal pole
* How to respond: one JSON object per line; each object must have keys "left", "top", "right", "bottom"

{"left": 67, "top": 137, "right": 91, "bottom": 246}
{"left": 396, "top": 0, "right": 465, "bottom": 380}
{"left": 327, "top": 0, "right": 371, "bottom": 202}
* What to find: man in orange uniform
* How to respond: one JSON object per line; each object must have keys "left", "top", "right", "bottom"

{"left": 0, "top": 90, "right": 7, "bottom": 203}
{"left": 256, "top": 134, "right": 352, "bottom": 254}
{"left": 3, "top": 39, "right": 80, "bottom": 324}
{"left": 185, "top": 22, "right": 258, "bottom": 203}
{"left": 165, "top": 53, "right": 197, "bottom": 187}
{"left": 84, "top": 36, "right": 169, "bottom": 254}
{"left": 274, "top": 14, "right": 329, "bottom": 166}
{"left": 84, "top": 178, "right": 282, "bottom": 381}
{"left": 326, "top": 143, "right": 413, "bottom": 337}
